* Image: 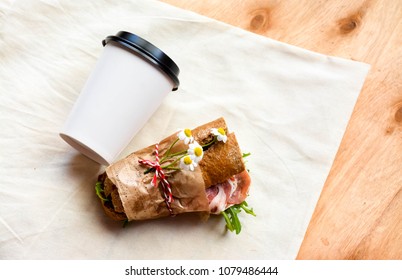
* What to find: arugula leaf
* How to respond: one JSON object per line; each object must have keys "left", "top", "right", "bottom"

{"left": 221, "top": 201, "right": 256, "bottom": 234}
{"left": 239, "top": 201, "right": 256, "bottom": 216}
{"left": 242, "top": 152, "right": 251, "bottom": 158}
{"left": 242, "top": 152, "right": 251, "bottom": 172}
{"left": 95, "top": 181, "right": 109, "bottom": 202}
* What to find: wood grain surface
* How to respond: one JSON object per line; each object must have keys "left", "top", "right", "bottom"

{"left": 162, "top": 0, "right": 402, "bottom": 259}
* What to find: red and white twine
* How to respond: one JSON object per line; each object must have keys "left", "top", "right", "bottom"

{"left": 138, "top": 144, "right": 174, "bottom": 215}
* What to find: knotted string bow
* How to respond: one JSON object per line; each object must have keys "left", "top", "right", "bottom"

{"left": 138, "top": 144, "right": 174, "bottom": 215}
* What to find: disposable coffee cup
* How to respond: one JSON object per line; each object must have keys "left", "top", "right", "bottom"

{"left": 60, "top": 31, "right": 180, "bottom": 165}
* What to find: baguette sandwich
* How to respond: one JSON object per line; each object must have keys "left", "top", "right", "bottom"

{"left": 95, "top": 117, "right": 254, "bottom": 233}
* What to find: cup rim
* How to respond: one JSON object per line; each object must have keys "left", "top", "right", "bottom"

{"left": 102, "top": 31, "right": 180, "bottom": 91}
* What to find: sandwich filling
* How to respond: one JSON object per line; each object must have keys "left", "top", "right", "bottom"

{"left": 206, "top": 170, "right": 251, "bottom": 214}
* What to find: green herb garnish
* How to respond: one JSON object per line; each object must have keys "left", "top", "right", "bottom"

{"left": 95, "top": 181, "right": 109, "bottom": 202}
{"left": 242, "top": 152, "right": 251, "bottom": 158}
{"left": 221, "top": 201, "right": 256, "bottom": 234}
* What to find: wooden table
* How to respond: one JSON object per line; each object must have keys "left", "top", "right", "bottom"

{"left": 162, "top": 0, "right": 402, "bottom": 259}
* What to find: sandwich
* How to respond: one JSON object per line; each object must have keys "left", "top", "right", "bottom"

{"left": 95, "top": 117, "right": 255, "bottom": 233}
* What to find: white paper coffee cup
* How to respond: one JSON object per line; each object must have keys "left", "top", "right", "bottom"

{"left": 60, "top": 31, "right": 180, "bottom": 165}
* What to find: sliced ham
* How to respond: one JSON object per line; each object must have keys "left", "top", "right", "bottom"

{"left": 205, "top": 170, "right": 251, "bottom": 214}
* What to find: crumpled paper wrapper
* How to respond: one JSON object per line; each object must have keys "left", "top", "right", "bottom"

{"left": 105, "top": 117, "right": 245, "bottom": 221}
{"left": 106, "top": 134, "right": 209, "bottom": 221}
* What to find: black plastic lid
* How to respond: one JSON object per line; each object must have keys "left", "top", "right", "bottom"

{"left": 102, "top": 31, "right": 180, "bottom": 91}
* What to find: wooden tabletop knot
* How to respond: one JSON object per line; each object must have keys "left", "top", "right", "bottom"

{"left": 249, "top": 8, "right": 271, "bottom": 33}
{"left": 394, "top": 107, "right": 402, "bottom": 123}
{"left": 338, "top": 16, "right": 361, "bottom": 34}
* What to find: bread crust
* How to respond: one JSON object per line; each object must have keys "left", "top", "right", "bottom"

{"left": 199, "top": 132, "right": 245, "bottom": 188}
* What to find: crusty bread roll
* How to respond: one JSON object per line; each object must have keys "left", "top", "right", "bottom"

{"left": 96, "top": 117, "right": 246, "bottom": 222}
